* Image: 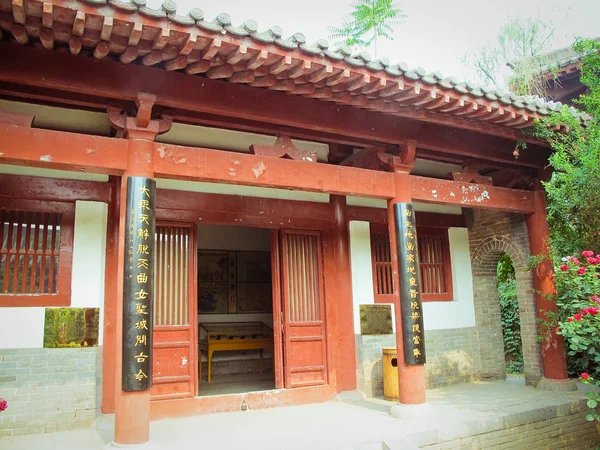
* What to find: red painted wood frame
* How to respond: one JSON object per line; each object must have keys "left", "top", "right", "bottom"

{"left": 270, "top": 230, "right": 285, "bottom": 389}
{"left": 370, "top": 224, "right": 394, "bottom": 304}
{"left": 151, "top": 222, "right": 198, "bottom": 401}
{"left": 0, "top": 124, "right": 540, "bottom": 214}
{"left": 0, "top": 199, "right": 75, "bottom": 307}
{"left": 417, "top": 227, "right": 453, "bottom": 302}
{"left": 280, "top": 230, "right": 328, "bottom": 388}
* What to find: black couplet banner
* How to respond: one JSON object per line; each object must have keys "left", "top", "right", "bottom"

{"left": 393, "top": 202, "right": 426, "bottom": 365}
{"left": 122, "top": 177, "right": 156, "bottom": 391}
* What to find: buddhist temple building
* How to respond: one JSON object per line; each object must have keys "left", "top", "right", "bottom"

{"left": 0, "top": 0, "right": 589, "bottom": 447}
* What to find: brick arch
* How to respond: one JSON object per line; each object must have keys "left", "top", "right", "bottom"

{"left": 471, "top": 236, "right": 527, "bottom": 275}
{"left": 467, "top": 214, "right": 543, "bottom": 385}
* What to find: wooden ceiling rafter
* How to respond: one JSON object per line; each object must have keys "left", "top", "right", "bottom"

{"left": 0, "top": 0, "right": 568, "bottom": 142}
{"left": 0, "top": 41, "right": 554, "bottom": 171}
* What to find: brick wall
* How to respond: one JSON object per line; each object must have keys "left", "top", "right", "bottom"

{"left": 425, "top": 327, "right": 481, "bottom": 388}
{"left": 466, "top": 209, "right": 543, "bottom": 385}
{"left": 356, "top": 328, "right": 482, "bottom": 396}
{"left": 422, "top": 400, "right": 598, "bottom": 449}
{"left": 0, "top": 347, "right": 99, "bottom": 437}
{"left": 355, "top": 334, "right": 396, "bottom": 397}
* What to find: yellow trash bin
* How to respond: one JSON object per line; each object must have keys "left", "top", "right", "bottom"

{"left": 382, "top": 347, "right": 399, "bottom": 401}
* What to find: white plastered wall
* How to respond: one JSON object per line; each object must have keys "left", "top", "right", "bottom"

{"left": 348, "top": 205, "right": 476, "bottom": 334}
{"left": 156, "top": 178, "right": 329, "bottom": 203}
{"left": 0, "top": 166, "right": 108, "bottom": 349}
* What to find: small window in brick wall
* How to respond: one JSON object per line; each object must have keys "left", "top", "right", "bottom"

{"left": 0, "top": 201, "right": 75, "bottom": 307}
{"left": 371, "top": 226, "right": 453, "bottom": 302}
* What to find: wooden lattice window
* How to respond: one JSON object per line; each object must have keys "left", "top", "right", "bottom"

{"left": 417, "top": 227, "right": 453, "bottom": 301}
{"left": 370, "top": 227, "right": 394, "bottom": 303}
{"left": 370, "top": 226, "right": 453, "bottom": 302}
{"left": 0, "top": 200, "right": 75, "bottom": 307}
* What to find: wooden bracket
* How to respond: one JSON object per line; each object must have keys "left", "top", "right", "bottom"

{"left": 250, "top": 134, "right": 318, "bottom": 162}
{"left": 340, "top": 139, "right": 417, "bottom": 173}
{"left": 0, "top": 106, "right": 34, "bottom": 127}
{"left": 450, "top": 165, "right": 493, "bottom": 186}
{"left": 108, "top": 92, "right": 172, "bottom": 140}
{"left": 506, "top": 173, "right": 534, "bottom": 190}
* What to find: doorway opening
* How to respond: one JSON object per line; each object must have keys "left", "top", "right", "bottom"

{"left": 497, "top": 253, "right": 524, "bottom": 378}
{"left": 196, "top": 224, "right": 276, "bottom": 396}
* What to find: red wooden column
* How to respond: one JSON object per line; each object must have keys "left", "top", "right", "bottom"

{"left": 110, "top": 95, "right": 172, "bottom": 448}
{"left": 331, "top": 195, "right": 357, "bottom": 392}
{"left": 102, "top": 176, "right": 120, "bottom": 414}
{"left": 527, "top": 188, "right": 569, "bottom": 382}
{"left": 388, "top": 172, "right": 426, "bottom": 405}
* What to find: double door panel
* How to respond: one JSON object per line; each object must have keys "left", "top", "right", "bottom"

{"left": 149, "top": 224, "right": 327, "bottom": 399}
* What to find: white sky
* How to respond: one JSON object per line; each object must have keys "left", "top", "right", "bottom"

{"left": 148, "top": 0, "right": 599, "bottom": 85}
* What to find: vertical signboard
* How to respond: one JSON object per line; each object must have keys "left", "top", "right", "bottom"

{"left": 393, "top": 202, "right": 426, "bottom": 365}
{"left": 122, "top": 177, "right": 156, "bottom": 391}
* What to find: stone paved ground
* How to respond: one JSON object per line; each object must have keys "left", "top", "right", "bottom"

{"left": 1, "top": 381, "right": 597, "bottom": 450}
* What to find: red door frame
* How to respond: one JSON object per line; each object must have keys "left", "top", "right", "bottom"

{"left": 155, "top": 190, "right": 336, "bottom": 395}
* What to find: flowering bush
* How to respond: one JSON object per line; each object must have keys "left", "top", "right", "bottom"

{"left": 0, "top": 398, "right": 7, "bottom": 413}
{"left": 579, "top": 373, "right": 600, "bottom": 423}
{"left": 555, "top": 251, "right": 600, "bottom": 378}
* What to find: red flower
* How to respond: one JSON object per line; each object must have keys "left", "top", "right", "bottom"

{"left": 578, "top": 267, "right": 587, "bottom": 275}
{"left": 560, "top": 264, "right": 569, "bottom": 271}
{"left": 574, "top": 313, "right": 583, "bottom": 321}
{"left": 581, "top": 373, "right": 591, "bottom": 380}
{"left": 591, "top": 296, "right": 600, "bottom": 304}
{"left": 0, "top": 398, "right": 7, "bottom": 413}
{"left": 582, "top": 308, "right": 590, "bottom": 315}
{"left": 582, "top": 250, "right": 594, "bottom": 257}
{"left": 568, "top": 317, "right": 574, "bottom": 322}
{"left": 590, "top": 308, "right": 599, "bottom": 316}
{"left": 571, "top": 257, "right": 580, "bottom": 265}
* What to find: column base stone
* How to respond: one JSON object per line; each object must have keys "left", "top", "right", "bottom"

{"left": 104, "top": 441, "right": 160, "bottom": 449}
{"left": 536, "top": 377, "right": 578, "bottom": 392}
{"left": 389, "top": 402, "right": 429, "bottom": 419}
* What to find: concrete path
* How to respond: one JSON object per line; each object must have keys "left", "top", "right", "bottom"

{"left": 0, "top": 380, "right": 593, "bottom": 450}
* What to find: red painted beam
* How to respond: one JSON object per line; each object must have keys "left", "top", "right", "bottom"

{"left": 0, "top": 124, "right": 127, "bottom": 174}
{"left": 0, "top": 174, "right": 111, "bottom": 203}
{"left": 152, "top": 143, "right": 395, "bottom": 199}
{"left": 156, "top": 189, "right": 335, "bottom": 228}
{"left": 348, "top": 206, "right": 466, "bottom": 227}
{"left": 410, "top": 175, "right": 536, "bottom": 213}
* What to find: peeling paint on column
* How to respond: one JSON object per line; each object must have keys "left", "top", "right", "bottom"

{"left": 40, "top": 155, "right": 52, "bottom": 161}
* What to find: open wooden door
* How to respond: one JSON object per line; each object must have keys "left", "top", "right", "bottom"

{"left": 280, "top": 230, "right": 328, "bottom": 388}
{"left": 151, "top": 223, "right": 197, "bottom": 400}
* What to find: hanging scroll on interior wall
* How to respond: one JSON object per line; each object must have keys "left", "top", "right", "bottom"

{"left": 197, "top": 250, "right": 272, "bottom": 314}
{"left": 122, "top": 177, "right": 156, "bottom": 392}
{"left": 394, "top": 202, "right": 426, "bottom": 365}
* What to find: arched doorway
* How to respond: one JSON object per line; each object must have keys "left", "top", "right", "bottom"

{"left": 470, "top": 236, "right": 542, "bottom": 385}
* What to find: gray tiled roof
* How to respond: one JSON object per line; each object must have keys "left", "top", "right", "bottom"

{"left": 31, "top": 0, "right": 592, "bottom": 125}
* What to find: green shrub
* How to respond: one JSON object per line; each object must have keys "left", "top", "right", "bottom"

{"left": 498, "top": 254, "right": 523, "bottom": 374}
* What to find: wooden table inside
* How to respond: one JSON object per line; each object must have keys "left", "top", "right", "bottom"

{"left": 198, "top": 322, "right": 274, "bottom": 383}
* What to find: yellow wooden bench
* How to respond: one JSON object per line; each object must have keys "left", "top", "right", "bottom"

{"left": 198, "top": 322, "right": 274, "bottom": 383}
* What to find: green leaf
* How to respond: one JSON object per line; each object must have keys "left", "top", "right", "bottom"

{"left": 585, "top": 413, "right": 595, "bottom": 421}
{"left": 587, "top": 399, "right": 598, "bottom": 408}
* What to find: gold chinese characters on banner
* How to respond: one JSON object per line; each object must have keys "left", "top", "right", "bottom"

{"left": 393, "top": 202, "right": 426, "bottom": 365}
{"left": 122, "top": 177, "right": 156, "bottom": 391}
